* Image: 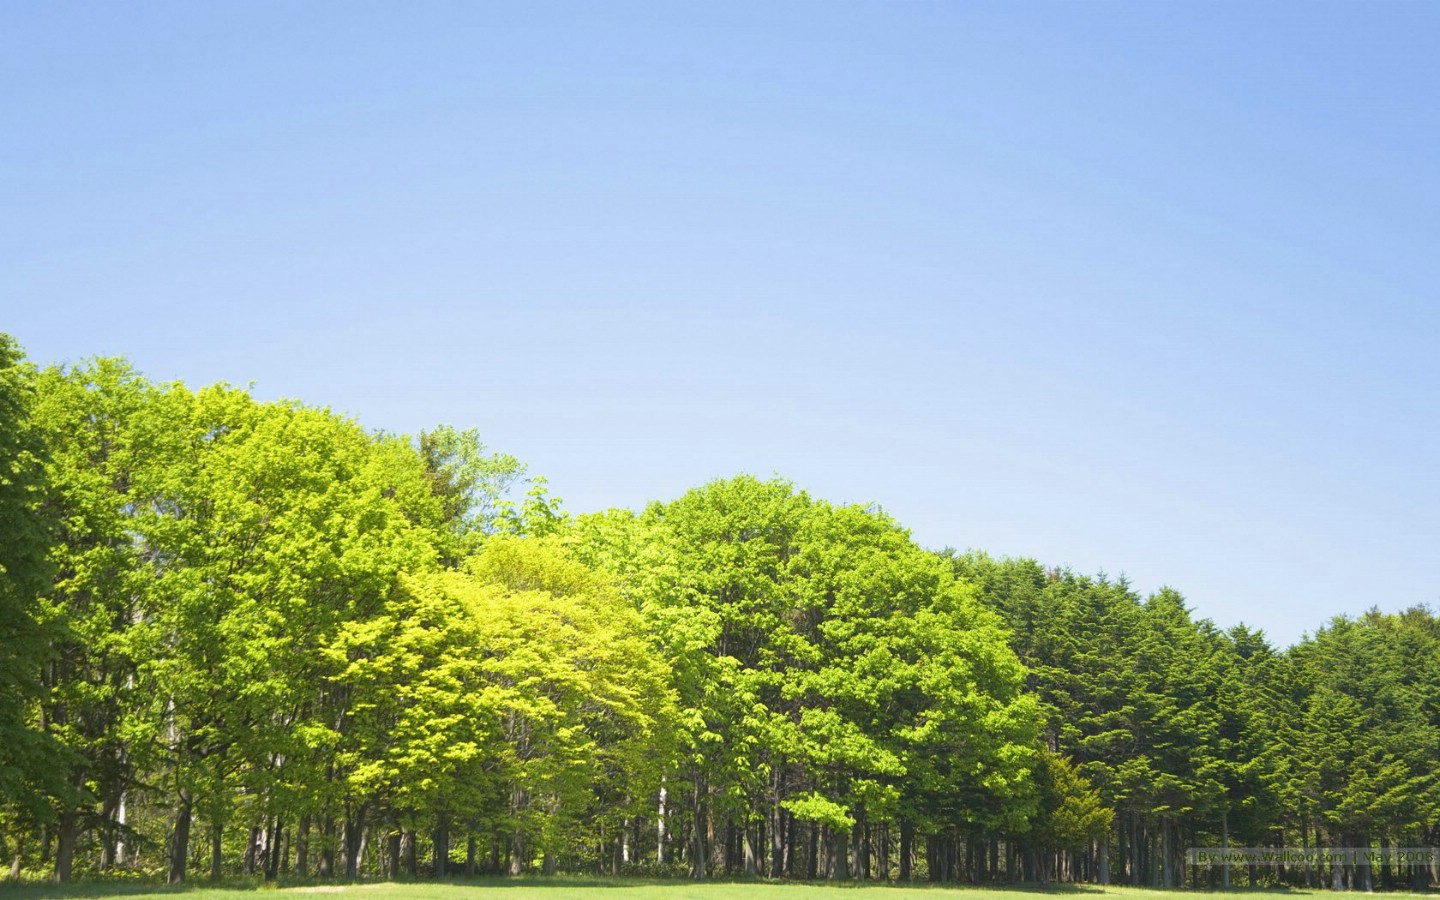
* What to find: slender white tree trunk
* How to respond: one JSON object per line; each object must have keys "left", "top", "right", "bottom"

{"left": 656, "top": 783, "right": 668, "bottom": 863}
{"left": 115, "top": 792, "right": 128, "bottom": 867}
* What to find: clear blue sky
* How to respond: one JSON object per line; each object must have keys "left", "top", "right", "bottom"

{"left": 5, "top": 2, "right": 1436, "bottom": 646}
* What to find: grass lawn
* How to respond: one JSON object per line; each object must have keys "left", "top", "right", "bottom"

{"left": 0, "top": 881, "right": 1434, "bottom": 900}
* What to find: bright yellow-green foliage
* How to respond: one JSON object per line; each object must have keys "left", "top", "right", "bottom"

{"left": 331, "top": 537, "right": 675, "bottom": 858}
{"left": 1032, "top": 753, "right": 1113, "bottom": 852}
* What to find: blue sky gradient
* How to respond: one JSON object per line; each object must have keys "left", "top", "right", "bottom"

{"left": 5, "top": 2, "right": 1437, "bottom": 645}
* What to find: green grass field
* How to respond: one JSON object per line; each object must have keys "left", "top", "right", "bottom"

{"left": 0, "top": 881, "right": 1435, "bottom": 900}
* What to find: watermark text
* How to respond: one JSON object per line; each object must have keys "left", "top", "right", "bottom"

{"left": 1188, "top": 848, "right": 1438, "bottom": 867}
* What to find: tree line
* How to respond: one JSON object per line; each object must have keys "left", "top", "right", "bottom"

{"left": 0, "top": 333, "right": 1436, "bottom": 888}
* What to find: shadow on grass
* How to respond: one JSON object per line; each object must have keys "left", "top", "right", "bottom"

{"left": 0, "top": 876, "right": 1118, "bottom": 898}
{"left": 1, "top": 876, "right": 1379, "bottom": 898}
{"left": 345, "top": 876, "right": 1115, "bottom": 893}
{"left": 0, "top": 877, "right": 372, "bottom": 900}
{"left": 0, "top": 882, "right": 258, "bottom": 899}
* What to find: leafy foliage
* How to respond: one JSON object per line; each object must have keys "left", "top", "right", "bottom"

{"left": 2, "top": 338, "right": 1435, "bottom": 889}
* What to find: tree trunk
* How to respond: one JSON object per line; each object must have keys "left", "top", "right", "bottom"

{"left": 168, "top": 790, "right": 193, "bottom": 884}
{"left": 508, "top": 831, "right": 524, "bottom": 876}
{"left": 743, "top": 822, "right": 759, "bottom": 877}
{"left": 1117, "top": 819, "right": 1127, "bottom": 884}
{"left": 10, "top": 832, "right": 25, "bottom": 880}
{"left": 267, "top": 820, "right": 282, "bottom": 881}
{"left": 1331, "top": 835, "right": 1345, "bottom": 894}
{"left": 296, "top": 815, "right": 311, "bottom": 877}
{"left": 859, "top": 818, "right": 871, "bottom": 880}
{"left": 1357, "top": 833, "right": 1372, "bottom": 892}
{"left": 1410, "top": 833, "right": 1430, "bottom": 890}
{"left": 344, "top": 808, "right": 366, "bottom": 878}
{"left": 831, "top": 826, "right": 850, "bottom": 880}
{"left": 784, "top": 809, "right": 795, "bottom": 876}
{"left": 244, "top": 825, "right": 260, "bottom": 875}
{"left": 690, "top": 781, "right": 707, "bottom": 880}
{"left": 1378, "top": 835, "right": 1390, "bottom": 890}
{"left": 656, "top": 784, "right": 668, "bottom": 863}
{"left": 711, "top": 815, "right": 724, "bottom": 876}
{"left": 1221, "top": 809, "right": 1230, "bottom": 888}
{"left": 318, "top": 816, "right": 335, "bottom": 878}
{"left": 210, "top": 824, "right": 223, "bottom": 879}
{"left": 110, "top": 791, "right": 129, "bottom": 869}
{"left": 386, "top": 830, "right": 400, "bottom": 879}
{"left": 770, "top": 804, "right": 784, "bottom": 877}
{"left": 433, "top": 816, "right": 449, "bottom": 877}
{"left": 1162, "top": 819, "right": 1173, "bottom": 887}
{"left": 356, "top": 825, "right": 369, "bottom": 879}
{"left": 899, "top": 821, "right": 913, "bottom": 881}
{"left": 52, "top": 809, "right": 78, "bottom": 883}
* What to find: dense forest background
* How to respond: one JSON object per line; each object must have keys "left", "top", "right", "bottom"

{"left": 1, "top": 333, "right": 1436, "bottom": 889}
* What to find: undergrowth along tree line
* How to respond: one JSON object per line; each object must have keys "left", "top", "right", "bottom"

{"left": 0, "top": 334, "right": 1436, "bottom": 889}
